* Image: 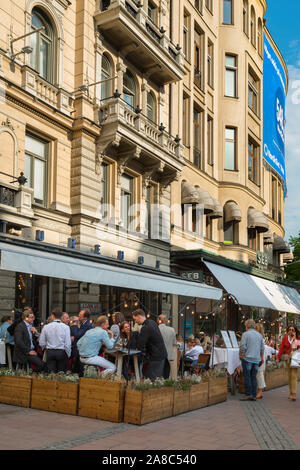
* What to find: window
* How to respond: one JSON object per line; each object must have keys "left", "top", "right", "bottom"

{"left": 100, "top": 162, "right": 109, "bottom": 218}
{"left": 194, "top": 28, "right": 204, "bottom": 90}
{"left": 148, "top": 1, "right": 157, "bottom": 24}
{"left": 205, "top": 216, "right": 213, "bottom": 240}
{"left": 223, "top": 220, "right": 238, "bottom": 244}
{"left": 183, "top": 93, "right": 190, "bottom": 147}
{"left": 195, "top": 0, "right": 203, "bottom": 13}
{"left": 248, "top": 139, "right": 259, "bottom": 184}
{"left": 147, "top": 92, "right": 156, "bottom": 123}
{"left": 258, "top": 18, "right": 263, "bottom": 57}
{"left": 120, "top": 174, "right": 134, "bottom": 230}
{"left": 243, "top": 0, "right": 249, "bottom": 35}
{"left": 271, "top": 176, "right": 277, "bottom": 221}
{"left": 225, "top": 54, "right": 237, "bottom": 98}
{"left": 123, "top": 70, "right": 137, "bottom": 110}
{"left": 145, "top": 185, "right": 152, "bottom": 238}
{"left": 248, "top": 68, "right": 260, "bottom": 115}
{"left": 248, "top": 228, "right": 257, "bottom": 250}
{"left": 207, "top": 40, "right": 214, "bottom": 88}
{"left": 225, "top": 127, "right": 236, "bottom": 170}
{"left": 25, "top": 133, "right": 48, "bottom": 206}
{"left": 223, "top": 0, "right": 233, "bottom": 25}
{"left": 101, "top": 55, "right": 112, "bottom": 101}
{"left": 250, "top": 6, "right": 256, "bottom": 47}
{"left": 207, "top": 116, "right": 213, "bottom": 165}
{"left": 193, "top": 107, "right": 203, "bottom": 169}
{"left": 183, "top": 11, "right": 190, "bottom": 60}
{"left": 205, "top": 0, "right": 213, "bottom": 13}
{"left": 30, "top": 7, "right": 54, "bottom": 82}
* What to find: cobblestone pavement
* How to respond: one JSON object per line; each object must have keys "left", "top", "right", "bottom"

{"left": 0, "top": 385, "right": 299, "bottom": 451}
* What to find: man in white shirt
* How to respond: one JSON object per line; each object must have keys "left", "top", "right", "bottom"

{"left": 39, "top": 307, "right": 71, "bottom": 373}
{"left": 185, "top": 339, "right": 204, "bottom": 365}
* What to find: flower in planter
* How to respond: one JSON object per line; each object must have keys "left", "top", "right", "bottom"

{"left": 31, "top": 371, "right": 80, "bottom": 383}
{"left": 203, "top": 368, "right": 227, "bottom": 379}
{"left": 83, "top": 365, "right": 125, "bottom": 383}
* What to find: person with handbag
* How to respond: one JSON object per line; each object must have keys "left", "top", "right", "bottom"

{"left": 276, "top": 325, "right": 300, "bottom": 401}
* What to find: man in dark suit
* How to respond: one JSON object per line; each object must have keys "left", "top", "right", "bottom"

{"left": 13, "top": 310, "right": 43, "bottom": 371}
{"left": 71, "top": 309, "right": 93, "bottom": 376}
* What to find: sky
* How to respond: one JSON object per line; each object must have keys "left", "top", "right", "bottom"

{"left": 265, "top": 0, "right": 300, "bottom": 242}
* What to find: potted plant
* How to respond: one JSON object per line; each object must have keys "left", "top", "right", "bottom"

{"left": 173, "top": 377, "right": 191, "bottom": 416}
{"left": 189, "top": 374, "right": 209, "bottom": 411}
{"left": 124, "top": 377, "right": 174, "bottom": 425}
{"left": 31, "top": 372, "right": 79, "bottom": 415}
{"left": 78, "top": 366, "right": 126, "bottom": 423}
{"left": 0, "top": 368, "right": 32, "bottom": 408}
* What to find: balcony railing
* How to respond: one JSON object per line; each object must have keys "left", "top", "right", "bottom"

{"left": 21, "top": 66, "right": 73, "bottom": 116}
{"left": 0, "top": 185, "right": 16, "bottom": 207}
{"left": 98, "top": 97, "right": 183, "bottom": 161}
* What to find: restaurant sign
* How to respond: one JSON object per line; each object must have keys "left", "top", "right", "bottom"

{"left": 180, "top": 271, "right": 203, "bottom": 282}
{"left": 256, "top": 251, "right": 268, "bottom": 268}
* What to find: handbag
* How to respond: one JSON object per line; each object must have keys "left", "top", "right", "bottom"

{"left": 290, "top": 350, "right": 300, "bottom": 368}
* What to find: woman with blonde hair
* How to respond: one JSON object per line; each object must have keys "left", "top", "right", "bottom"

{"left": 255, "top": 323, "right": 266, "bottom": 399}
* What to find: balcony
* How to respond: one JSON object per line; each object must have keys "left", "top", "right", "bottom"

{"left": 21, "top": 66, "right": 74, "bottom": 116}
{"left": 0, "top": 178, "right": 35, "bottom": 231}
{"left": 96, "top": 97, "right": 184, "bottom": 175}
{"left": 95, "top": 0, "right": 185, "bottom": 85}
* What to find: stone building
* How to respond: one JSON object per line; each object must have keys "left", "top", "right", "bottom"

{"left": 0, "top": 0, "right": 298, "bottom": 333}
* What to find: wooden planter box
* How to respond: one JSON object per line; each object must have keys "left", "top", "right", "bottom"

{"left": 31, "top": 379, "right": 79, "bottom": 415}
{"left": 173, "top": 389, "right": 190, "bottom": 416}
{"left": 265, "top": 368, "right": 288, "bottom": 391}
{"left": 189, "top": 381, "right": 209, "bottom": 411}
{"left": 0, "top": 376, "right": 32, "bottom": 407}
{"left": 208, "top": 376, "right": 228, "bottom": 406}
{"left": 78, "top": 378, "right": 125, "bottom": 423}
{"left": 124, "top": 387, "right": 174, "bottom": 425}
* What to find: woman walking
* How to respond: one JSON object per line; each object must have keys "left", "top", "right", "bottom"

{"left": 255, "top": 323, "right": 266, "bottom": 399}
{"left": 276, "top": 325, "right": 300, "bottom": 401}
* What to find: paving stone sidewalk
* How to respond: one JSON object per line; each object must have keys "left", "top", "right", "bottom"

{"left": 0, "top": 385, "right": 298, "bottom": 451}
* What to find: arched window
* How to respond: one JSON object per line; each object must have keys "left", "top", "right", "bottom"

{"left": 243, "top": 0, "right": 249, "bottom": 36}
{"left": 123, "top": 70, "right": 137, "bottom": 110}
{"left": 146, "top": 92, "right": 156, "bottom": 123}
{"left": 223, "top": 201, "right": 241, "bottom": 245}
{"left": 101, "top": 54, "right": 112, "bottom": 100}
{"left": 257, "top": 18, "right": 263, "bottom": 57}
{"left": 250, "top": 6, "right": 256, "bottom": 48}
{"left": 30, "top": 7, "right": 54, "bottom": 82}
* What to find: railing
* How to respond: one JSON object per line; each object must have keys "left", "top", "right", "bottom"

{"left": 98, "top": 97, "right": 181, "bottom": 159}
{"left": 35, "top": 75, "right": 58, "bottom": 107}
{"left": 0, "top": 184, "right": 16, "bottom": 207}
{"left": 145, "top": 22, "right": 161, "bottom": 43}
{"left": 125, "top": 0, "right": 138, "bottom": 18}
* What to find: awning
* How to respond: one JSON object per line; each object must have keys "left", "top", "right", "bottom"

{"left": 204, "top": 261, "right": 300, "bottom": 314}
{"left": 247, "top": 208, "right": 269, "bottom": 233}
{"left": 224, "top": 201, "right": 242, "bottom": 223}
{"left": 181, "top": 181, "right": 200, "bottom": 204}
{"left": 210, "top": 198, "right": 223, "bottom": 219}
{"left": 273, "top": 234, "right": 290, "bottom": 253}
{"left": 0, "top": 241, "right": 222, "bottom": 300}
{"left": 194, "top": 187, "right": 215, "bottom": 214}
{"left": 263, "top": 230, "right": 274, "bottom": 245}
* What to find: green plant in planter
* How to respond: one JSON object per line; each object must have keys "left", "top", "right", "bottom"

{"left": 32, "top": 371, "right": 80, "bottom": 382}
{"left": 83, "top": 365, "right": 125, "bottom": 382}
{"left": 203, "top": 368, "right": 227, "bottom": 379}
{"left": 0, "top": 368, "right": 31, "bottom": 378}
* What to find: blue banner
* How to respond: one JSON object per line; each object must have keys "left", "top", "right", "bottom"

{"left": 263, "top": 34, "right": 287, "bottom": 186}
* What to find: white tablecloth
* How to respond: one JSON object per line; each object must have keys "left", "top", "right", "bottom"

{"left": 265, "top": 345, "right": 278, "bottom": 359}
{"left": 0, "top": 341, "right": 6, "bottom": 364}
{"left": 210, "top": 347, "right": 241, "bottom": 375}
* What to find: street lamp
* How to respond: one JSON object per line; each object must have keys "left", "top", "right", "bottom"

{"left": 10, "top": 27, "right": 45, "bottom": 62}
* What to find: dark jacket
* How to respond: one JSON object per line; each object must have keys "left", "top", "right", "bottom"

{"left": 13, "top": 321, "right": 38, "bottom": 364}
{"left": 71, "top": 320, "right": 93, "bottom": 343}
{"left": 137, "top": 319, "right": 167, "bottom": 361}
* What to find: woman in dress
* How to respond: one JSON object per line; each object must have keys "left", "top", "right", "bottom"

{"left": 110, "top": 312, "right": 125, "bottom": 345}
{"left": 276, "top": 325, "right": 300, "bottom": 401}
{"left": 255, "top": 323, "right": 266, "bottom": 399}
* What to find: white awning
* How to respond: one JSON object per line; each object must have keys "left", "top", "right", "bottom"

{"left": 0, "top": 242, "right": 222, "bottom": 300}
{"left": 204, "top": 261, "right": 300, "bottom": 314}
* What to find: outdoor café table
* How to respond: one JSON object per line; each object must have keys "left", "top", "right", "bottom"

{"left": 106, "top": 348, "right": 141, "bottom": 382}
{"left": 265, "top": 345, "right": 278, "bottom": 359}
{"left": 0, "top": 341, "right": 6, "bottom": 364}
{"left": 210, "top": 347, "right": 241, "bottom": 375}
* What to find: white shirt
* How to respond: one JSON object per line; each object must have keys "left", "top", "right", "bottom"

{"left": 185, "top": 345, "right": 204, "bottom": 361}
{"left": 39, "top": 320, "right": 71, "bottom": 358}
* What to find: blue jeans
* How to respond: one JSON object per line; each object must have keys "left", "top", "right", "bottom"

{"left": 242, "top": 359, "right": 259, "bottom": 397}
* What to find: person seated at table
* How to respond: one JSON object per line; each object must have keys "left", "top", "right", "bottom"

{"left": 216, "top": 337, "right": 226, "bottom": 348}
{"left": 176, "top": 334, "right": 184, "bottom": 351}
{"left": 111, "top": 312, "right": 125, "bottom": 345}
{"left": 119, "top": 321, "right": 143, "bottom": 379}
{"left": 184, "top": 339, "right": 204, "bottom": 367}
{"left": 77, "top": 315, "right": 116, "bottom": 377}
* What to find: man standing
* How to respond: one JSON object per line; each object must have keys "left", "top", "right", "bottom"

{"left": 157, "top": 314, "right": 177, "bottom": 379}
{"left": 132, "top": 309, "right": 167, "bottom": 381}
{"left": 240, "top": 319, "right": 265, "bottom": 401}
{"left": 13, "top": 310, "right": 43, "bottom": 371}
{"left": 39, "top": 308, "right": 71, "bottom": 373}
{"left": 77, "top": 315, "right": 116, "bottom": 376}
{"left": 72, "top": 309, "right": 93, "bottom": 375}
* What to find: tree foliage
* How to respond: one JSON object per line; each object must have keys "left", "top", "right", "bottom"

{"left": 285, "top": 232, "right": 300, "bottom": 281}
